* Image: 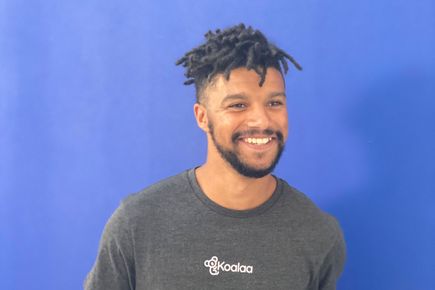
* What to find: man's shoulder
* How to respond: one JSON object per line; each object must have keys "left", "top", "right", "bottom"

{"left": 278, "top": 178, "right": 343, "bottom": 239}
{"left": 277, "top": 178, "right": 318, "bottom": 209}
{"left": 119, "top": 169, "right": 193, "bottom": 217}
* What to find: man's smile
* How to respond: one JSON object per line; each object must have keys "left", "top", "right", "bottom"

{"left": 237, "top": 136, "right": 277, "bottom": 152}
{"left": 242, "top": 137, "right": 273, "bottom": 145}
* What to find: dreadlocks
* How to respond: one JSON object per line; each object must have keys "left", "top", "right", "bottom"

{"left": 176, "top": 23, "right": 302, "bottom": 103}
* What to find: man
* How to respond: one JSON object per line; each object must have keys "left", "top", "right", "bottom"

{"left": 85, "top": 23, "right": 346, "bottom": 290}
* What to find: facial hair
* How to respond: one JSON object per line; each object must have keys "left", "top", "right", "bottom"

{"left": 208, "top": 122, "right": 285, "bottom": 178}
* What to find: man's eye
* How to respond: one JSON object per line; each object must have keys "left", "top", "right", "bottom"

{"left": 269, "top": 100, "right": 283, "bottom": 107}
{"left": 229, "top": 103, "right": 246, "bottom": 109}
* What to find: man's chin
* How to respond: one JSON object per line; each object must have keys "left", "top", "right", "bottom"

{"left": 210, "top": 131, "right": 284, "bottom": 178}
{"left": 231, "top": 161, "right": 276, "bottom": 179}
{"left": 237, "top": 168, "right": 273, "bottom": 179}
{"left": 235, "top": 147, "right": 285, "bottom": 178}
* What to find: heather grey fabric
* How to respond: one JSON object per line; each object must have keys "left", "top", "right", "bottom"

{"left": 84, "top": 169, "right": 346, "bottom": 290}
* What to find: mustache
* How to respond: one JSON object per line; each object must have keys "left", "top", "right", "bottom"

{"left": 232, "top": 129, "right": 284, "bottom": 143}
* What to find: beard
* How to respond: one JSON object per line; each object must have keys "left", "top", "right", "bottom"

{"left": 208, "top": 122, "right": 285, "bottom": 178}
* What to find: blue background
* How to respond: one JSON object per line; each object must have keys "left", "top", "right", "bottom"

{"left": 1, "top": 0, "right": 434, "bottom": 289}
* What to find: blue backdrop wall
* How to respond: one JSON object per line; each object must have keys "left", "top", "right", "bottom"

{"left": 1, "top": 0, "right": 434, "bottom": 289}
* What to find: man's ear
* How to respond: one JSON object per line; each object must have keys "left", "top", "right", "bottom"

{"left": 193, "top": 103, "right": 209, "bottom": 133}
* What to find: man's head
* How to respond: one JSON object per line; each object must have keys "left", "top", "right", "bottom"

{"left": 176, "top": 24, "right": 301, "bottom": 178}
{"left": 176, "top": 23, "right": 302, "bottom": 104}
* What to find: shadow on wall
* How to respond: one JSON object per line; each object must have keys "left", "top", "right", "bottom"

{"left": 334, "top": 67, "right": 435, "bottom": 290}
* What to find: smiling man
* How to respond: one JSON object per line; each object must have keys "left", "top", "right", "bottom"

{"left": 194, "top": 67, "right": 289, "bottom": 210}
{"left": 85, "top": 24, "right": 346, "bottom": 290}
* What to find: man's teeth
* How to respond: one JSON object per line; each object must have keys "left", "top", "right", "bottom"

{"left": 243, "top": 137, "right": 272, "bottom": 145}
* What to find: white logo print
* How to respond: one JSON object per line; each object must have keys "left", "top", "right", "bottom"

{"left": 203, "top": 256, "right": 254, "bottom": 276}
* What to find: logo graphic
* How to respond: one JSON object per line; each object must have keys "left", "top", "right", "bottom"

{"left": 203, "top": 256, "right": 254, "bottom": 276}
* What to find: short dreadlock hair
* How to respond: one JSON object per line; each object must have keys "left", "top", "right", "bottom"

{"left": 176, "top": 23, "right": 302, "bottom": 103}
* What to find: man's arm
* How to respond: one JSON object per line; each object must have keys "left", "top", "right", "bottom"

{"left": 317, "top": 218, "right": 347, "bottom": 290}
{"left": 84, "top": 204, "right": 135, "bottom": 290}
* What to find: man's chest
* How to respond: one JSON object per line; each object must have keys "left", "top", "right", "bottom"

{"left": 133, "top": 220, "right": 323, "bottom": 290}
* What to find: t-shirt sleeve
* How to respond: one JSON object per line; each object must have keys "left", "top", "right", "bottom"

{"left": 317, "top": 217, "right": 347, "bottom": 290}
{"left": 84, "top": 203, "right": 135, "bottom": 290}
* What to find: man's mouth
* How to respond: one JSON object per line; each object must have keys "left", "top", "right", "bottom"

{"left": 242, "top": 137, "right": 273, "bottom": 145}
{"left": 232, "top": 129, "right": 283, "bottom": 145}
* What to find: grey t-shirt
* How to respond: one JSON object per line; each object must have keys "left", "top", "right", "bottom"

{"left": 84, "top": 169, "right": 346, "bottom": 290}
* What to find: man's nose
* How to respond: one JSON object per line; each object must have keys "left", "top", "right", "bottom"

{"left": 246, "top": 105, "right": 270, "bottom": 128}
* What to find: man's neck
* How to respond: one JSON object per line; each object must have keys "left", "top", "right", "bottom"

{"left": 194, "top": 162, "right": 277, "bottom": 211}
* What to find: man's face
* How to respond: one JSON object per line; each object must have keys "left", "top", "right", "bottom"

{"left": 201, "top": 67, "right": 288, "bottom": 178}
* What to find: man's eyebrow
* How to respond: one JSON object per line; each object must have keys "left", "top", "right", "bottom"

{"left": 221, "top": 92, "right": 286, "bottom": 104}
{"left": 268, "top": 91, "right": 286, "bottom": 98}
{"left": 221, "top": 93, "right": 249, "bottom": 103}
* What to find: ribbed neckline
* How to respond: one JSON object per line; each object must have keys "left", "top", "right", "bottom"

{"left": 186, "top": 168, "right": 283, "bottom": 218}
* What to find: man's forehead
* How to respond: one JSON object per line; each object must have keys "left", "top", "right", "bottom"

{"left": 210, "top": 68, "right": 284, "bottom": 93}
{"left": 222, "top": 67, "right": 282, "bottom": 83}
{"left": 199, "top": 67, "right": 286, "bottom": 106}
